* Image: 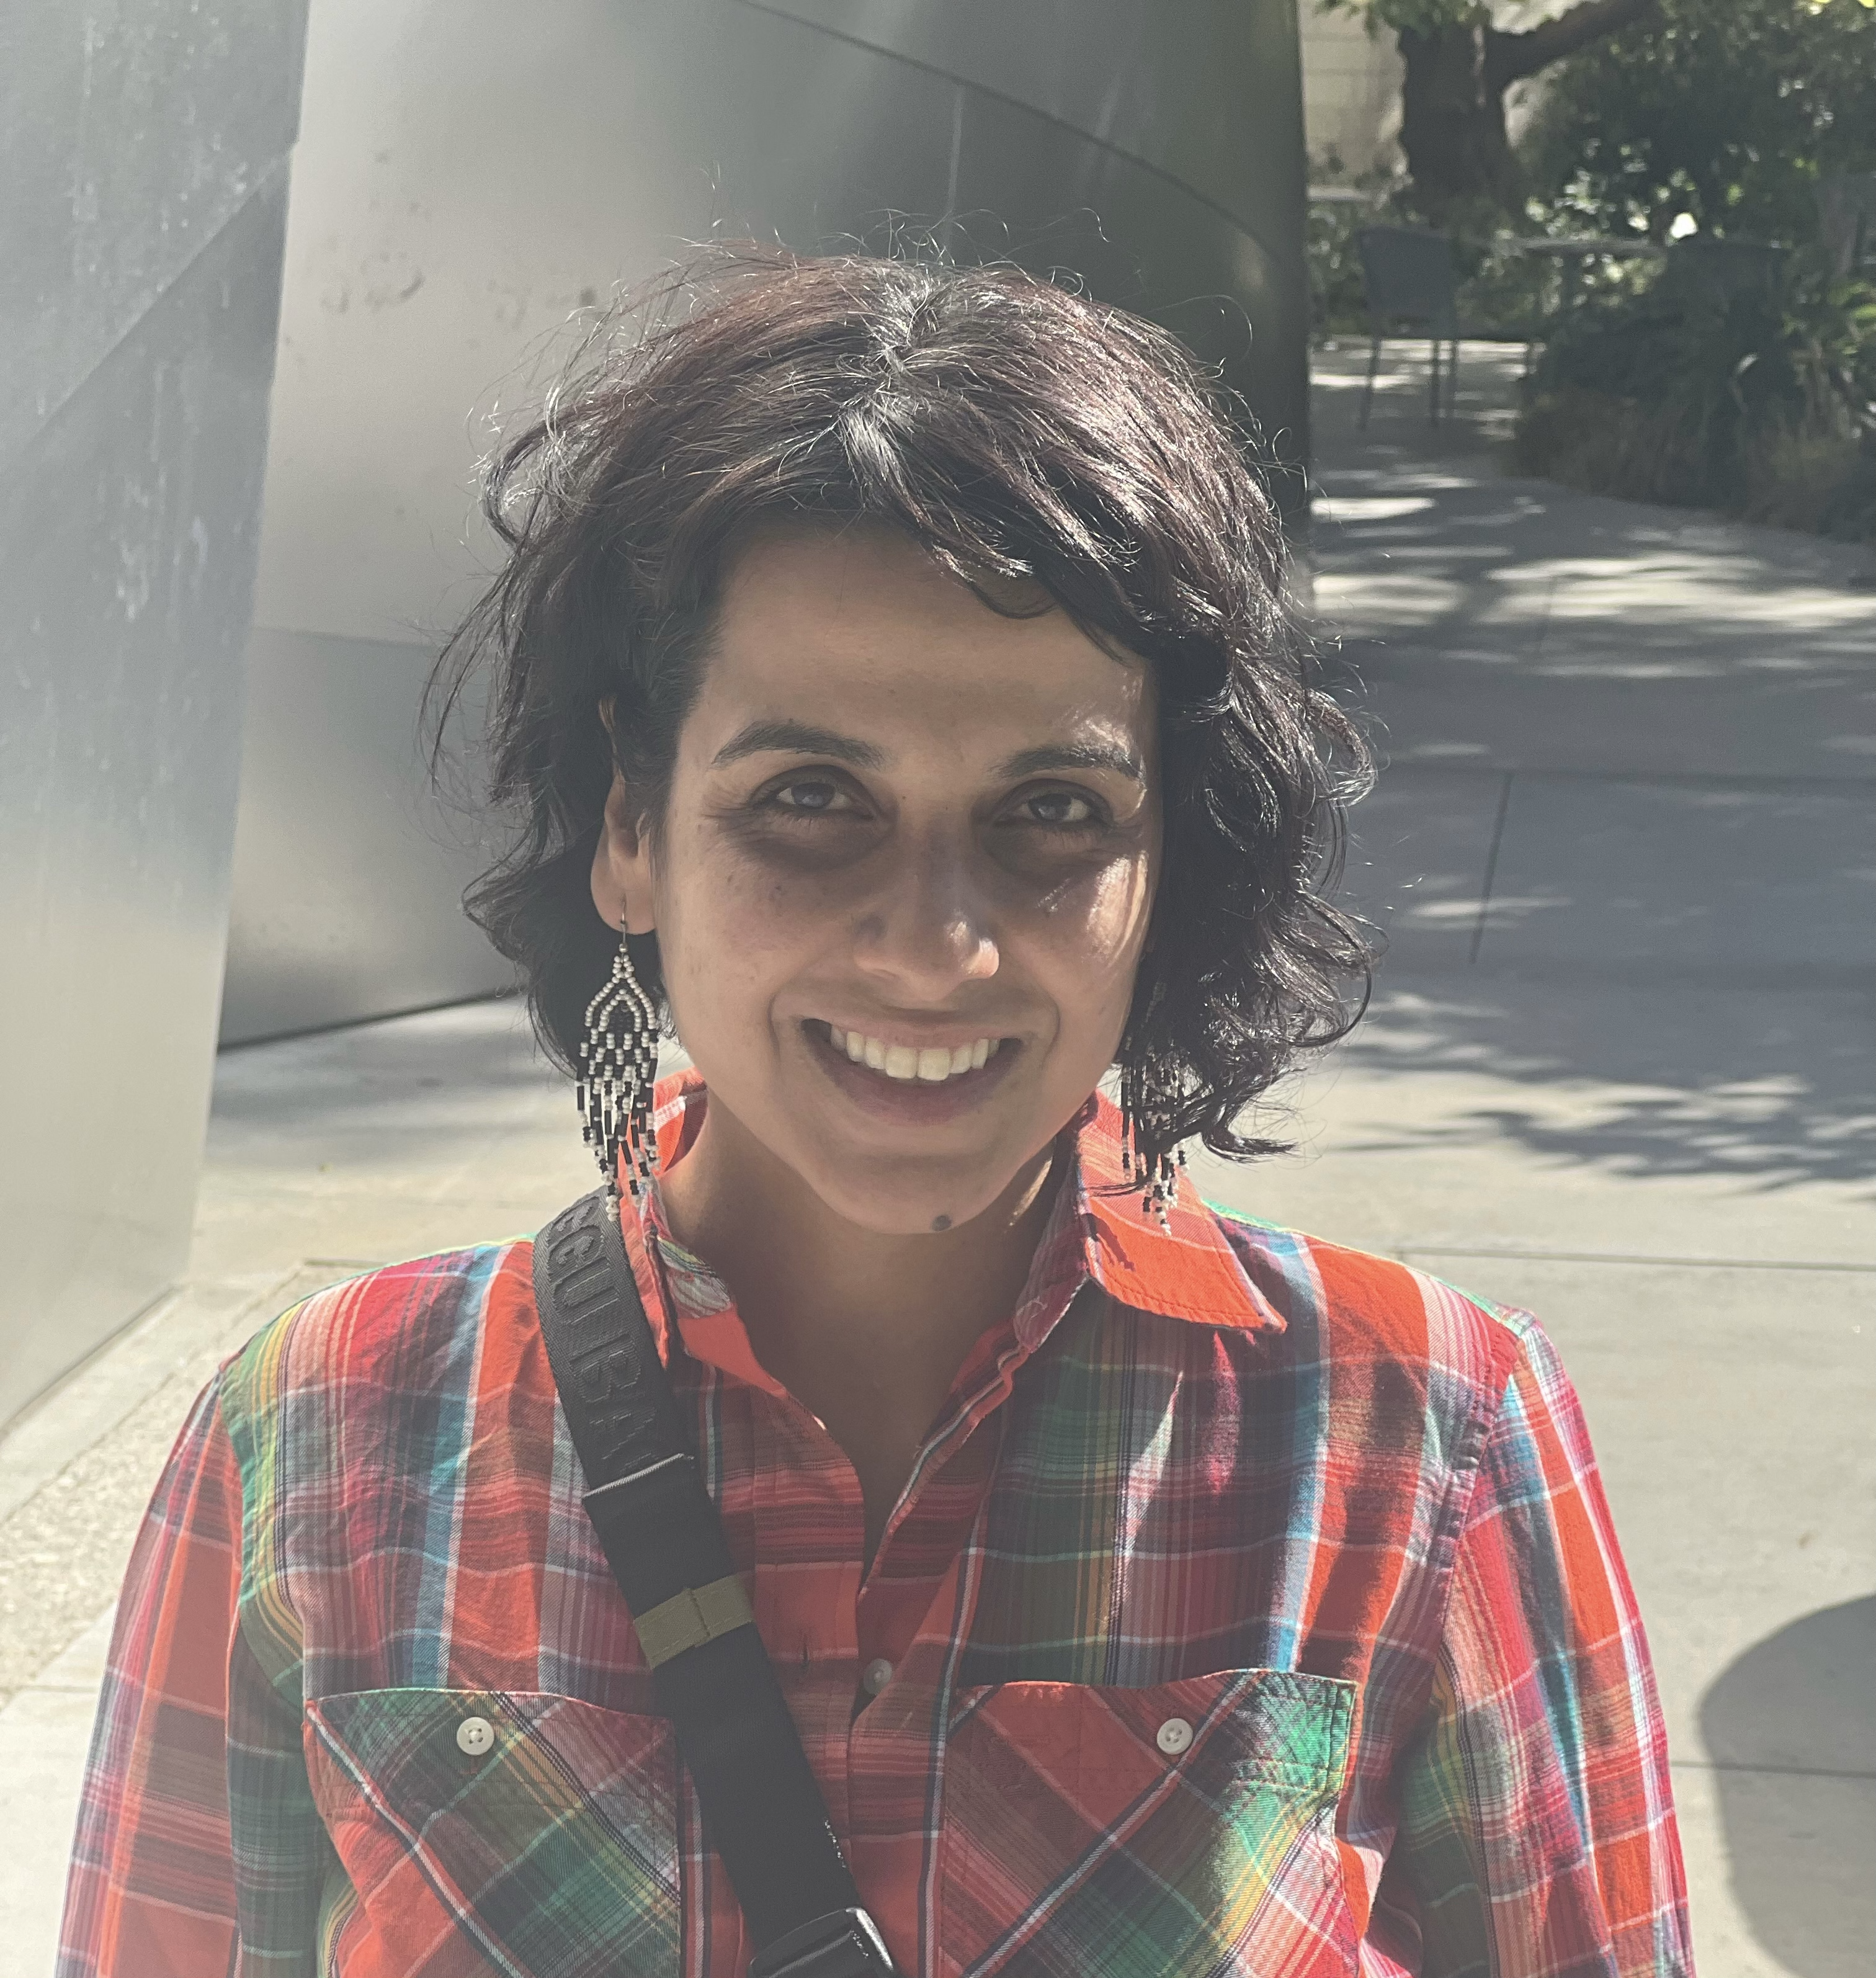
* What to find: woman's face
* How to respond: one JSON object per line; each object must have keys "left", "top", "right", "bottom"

{"left": 595, "top": 522, "right": 1160, "bottom": 1237}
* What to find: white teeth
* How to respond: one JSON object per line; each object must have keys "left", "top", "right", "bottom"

{"left": 829, "top": 1027, "right": 1004, "bottom": 1082}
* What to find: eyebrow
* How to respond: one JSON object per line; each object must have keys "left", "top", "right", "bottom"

{"left": 997, "top": 741, "right": 1145, "bottom": 783}
{"left": 708, "top": 721, "right": 1143, "bottom": 784}
{"left": 709, "top": 720, "right": 889, "bottom": 771}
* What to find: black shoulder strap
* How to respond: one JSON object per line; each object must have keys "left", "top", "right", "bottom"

{"left": 532, "top": 1190, "right": 894, "bottom": 1978}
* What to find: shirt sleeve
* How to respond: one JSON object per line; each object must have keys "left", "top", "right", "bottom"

{"left": 1385, "top": 1315, "right": 1695, "bottom": 1978}
{"left": 57, "top": 1369, "right": 328, "bottom": 1977}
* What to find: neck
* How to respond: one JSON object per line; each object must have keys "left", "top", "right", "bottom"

{"left": 659, "top": 1101, "right": 1060, "bottom": 1388}
{"left": 656, "top": 1102, "right": 1061, "bottom": 1548}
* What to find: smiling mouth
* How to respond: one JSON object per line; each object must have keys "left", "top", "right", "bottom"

{"left": 826, "top": 1024, "right": 1004, "bottom": 1083}
{"left": 802, "top": 1019, "right": 1022, "bottom": 1121}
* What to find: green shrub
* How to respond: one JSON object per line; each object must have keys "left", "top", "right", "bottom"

{"left": 1525, "top": 0, "right": 1876, "bottom": 246}
{"left": 1743, "top": 424, "right": 1874, "bottom": 536}
{"left": 1514, "top": 247, "right": 1876, "bottom": 539}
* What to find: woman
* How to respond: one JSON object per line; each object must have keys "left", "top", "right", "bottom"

{"left": 60, "top": 253, "right": 1691, "bottom": 1978}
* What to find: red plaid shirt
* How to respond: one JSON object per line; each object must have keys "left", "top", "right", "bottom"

{"left": 61, "top": 1079, "right": 1691, "bottom": 1977}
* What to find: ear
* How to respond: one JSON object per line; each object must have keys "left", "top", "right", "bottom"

{"left": 591, "top": 768, "right": 658, "bottom": 935}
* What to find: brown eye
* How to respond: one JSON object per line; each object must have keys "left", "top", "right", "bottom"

{"left": 1022, "top": 789, "right": 1100, "bottom": 828}
{"left": 768, "top": 776, "right": 859, "bottom": 816}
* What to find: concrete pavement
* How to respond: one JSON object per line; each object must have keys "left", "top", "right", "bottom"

{"left": 1235, "top": 344, "right": 1875, "bottom": 1978}
{"left": 1, "top": 342, "right": 1870, "bottom": 1976}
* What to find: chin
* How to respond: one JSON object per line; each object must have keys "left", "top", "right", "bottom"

{"left": 801, "top": 1149, "right": 1025, "bottom": 1238}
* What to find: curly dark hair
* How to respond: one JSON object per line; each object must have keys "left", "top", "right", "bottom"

{"left": 430, "top": 247, "right": 1372, "bottom": 1168}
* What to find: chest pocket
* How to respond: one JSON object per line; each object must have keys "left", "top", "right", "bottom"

{"left": 939, "top": 1668, "right": 1357, "bottom": 1978}
{"left": 306, "top": 1687, "right": 680, "bottom": 1978}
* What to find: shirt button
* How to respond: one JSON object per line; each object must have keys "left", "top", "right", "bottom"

{"left": 862, "top": 1658, "right": 894, "bottom": 1696}
{"left": 1156, "top": 1716, "right": 1195, "bottom": 1756}
{"left": 456, "top": 1715, "right": 496, "bottom": 1756}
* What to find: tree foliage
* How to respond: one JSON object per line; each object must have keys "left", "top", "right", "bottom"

{"left": 1524, "top": 0, "right": 1876, "bottom": 243}
{"left": 1509, "top": 4, "right": 1876, "bottom": 540}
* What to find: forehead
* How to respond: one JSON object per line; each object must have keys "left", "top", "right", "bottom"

{"left": 689, "top": 521, "right": 1153, "bottom": 763}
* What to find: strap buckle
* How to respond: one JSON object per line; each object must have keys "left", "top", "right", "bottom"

{"left": 748, "top": 1909, "right": 896, "bottom": 1978}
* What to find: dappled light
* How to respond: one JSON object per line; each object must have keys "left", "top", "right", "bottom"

{"left": 1279, "top": 342, "right": 1876, "bottom": 1219}
{"left": 1334, "top": 980, "right": 1875, "bottom": 1196}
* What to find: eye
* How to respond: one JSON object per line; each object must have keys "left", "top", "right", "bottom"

{"left": 765, "top": 774, "right": 862, "bottom": 817}
{"left": 1017, "top": 788, "right": 1102, "bottom": 830}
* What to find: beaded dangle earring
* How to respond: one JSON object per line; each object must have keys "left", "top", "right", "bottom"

{"left": 577, "top": 920, "right": 661, "bottom": 1211}
{"left": 1118, "top": 1062, "right": 1186, "bottom": 1232}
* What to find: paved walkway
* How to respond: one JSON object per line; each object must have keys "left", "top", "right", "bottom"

{"left": 1274, "top": 347, "right": 1875, "bottom": 1978}
{"left": 2, "top": 344, "right": 1870, "bottom": 1977}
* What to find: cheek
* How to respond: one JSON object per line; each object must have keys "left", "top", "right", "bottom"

{"left": 1021, "top": 854, "right": 1156, "bottom": 1018}
{"left": 653, "top": 839, "right": 824, "bottom": 1035}
{"left": 1034, "top": 849, "right": 1154, "bottom": 949}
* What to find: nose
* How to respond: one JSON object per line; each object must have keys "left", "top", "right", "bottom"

{"left": 851, "top": 828, "right": 999, "bottom": 1000}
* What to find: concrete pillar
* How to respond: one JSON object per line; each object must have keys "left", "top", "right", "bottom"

{"left": 0, "top": 1, "right": 309, "bottom": 1425}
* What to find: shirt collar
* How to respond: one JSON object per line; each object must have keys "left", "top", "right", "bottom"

{"left": 1061, "top": 1090, "right": 1286, "bottom": 1338}
{"left": 622, "top": 1073, "right": 1284, "bottom": 1381}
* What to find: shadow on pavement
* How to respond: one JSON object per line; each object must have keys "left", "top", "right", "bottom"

{"left": 1300, "top": 344, "right": 1876, "bottom": 1204}
{"left": 1305, "top": 344, "right": 1876, "bottom": 782}
{"left": 1700, "top": 1596, "right": 1876, "bottom": 1773}
{"left": 1697, "top": 1598, "right": 1876, "bottom": 1977}
{"left": 1334, "top": 976, "right": 1875, "bottom": 1196}
{"left": 1311, "top": 486, "right": 1874, "bottom": 785}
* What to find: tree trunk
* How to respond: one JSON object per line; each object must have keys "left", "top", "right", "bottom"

{"left": 1396, "top": 25, "right": 1518, "bottom": 226}
{"left": 1395, "top": 0, "right": 1661, "bottom": 226}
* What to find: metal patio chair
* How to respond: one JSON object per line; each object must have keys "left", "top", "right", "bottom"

{"left": 1356, "top": 226, "right": 1460, "bottom": 428}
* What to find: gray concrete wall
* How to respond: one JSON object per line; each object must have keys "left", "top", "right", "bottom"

{"left": 0, "top": 1, "right": 309, "bottom": 1426}
{"left": 220, "top": 0, "right": 1311, "bottom": 1043}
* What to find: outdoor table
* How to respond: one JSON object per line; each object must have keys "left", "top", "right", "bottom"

{"left": 1509, "top": 235, "right": 1664, "bottom": 315}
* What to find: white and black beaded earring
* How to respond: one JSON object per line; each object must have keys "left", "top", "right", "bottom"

{"left": 577, "top": 918, "right": 661, "bottom": 1206}
{"left": 1119, "top": 1061, "right": 1186, "bottom": 1231}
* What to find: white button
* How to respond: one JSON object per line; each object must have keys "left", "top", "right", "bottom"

{"left": 1155, "top": 1716, "right": 1194, "bottom": 1756}
{"left": 862, "top": 1658, "right": 894, "bottom": 1696}
{"left": 455, "top": 1715, "right": 496, "bottom": 1756}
